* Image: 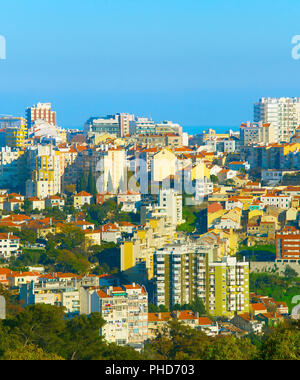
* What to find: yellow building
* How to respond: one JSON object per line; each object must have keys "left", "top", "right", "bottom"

{"left": 207, "top": 256, "right": 250, "bottom": 318}
{"left": 5, "top": 121, "right": 28, "bottom": 148}
{"left": 120, "top": 216, "right": 176, "bottom": 282}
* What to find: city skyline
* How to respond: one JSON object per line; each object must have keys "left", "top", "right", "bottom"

{"left": 1, "top": 0, "right": 300, "bottom": 127}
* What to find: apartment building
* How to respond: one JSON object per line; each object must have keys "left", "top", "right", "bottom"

{"left": 159, "top": 188, "right": 183, "bottom": 226}
{"left": 121, "top": 216, "right": 177, "bottom": 282}
{"left": 0, "top": 232, "right": 21, "bottom": 260}
{"left": 90, "top": 284, "right": 148, "bottom": 349}
{"left": 20, "top": 278, "right": 80, "bottom": 314}
{"left": 5, "top": 123, "right": 28, "bottom": 148}
{"left": 260, "top": 193, "right": 292, "bottom": 209}
{"left": 153, "top": 243, "right": 213, "bottom": 309}
{"left": 207, "top": 257, "right": 250, "bottom": 318}
{"left": 154, "top": 244, "right": 250, "bottom": 318}
{"left": 254, "top": 97, "right": 300, "bottom": 142}
{"left": 276, "top": 226, "right": 300, "bottom": 262}
{"left": 84, "top": 114, "right": 135, "bottom": 138}
{"left": 129, "top": 117, "right": 156, "bottom": 135}
{"left": 240, "top": 121, "right": 275, "bottom": 146}
{"left": 26, "top": 146, "right": 61, "bottom": 198}
{"left": 26, "top": 102, "right": 57, "bottom": 127}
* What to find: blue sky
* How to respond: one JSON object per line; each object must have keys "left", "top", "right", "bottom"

{"left": 0, "top": 0, "right": 300, "bottom": 131}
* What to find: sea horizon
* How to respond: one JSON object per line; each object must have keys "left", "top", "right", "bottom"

{"left": 63, "top": 125, "right": 239, "bottom": 135}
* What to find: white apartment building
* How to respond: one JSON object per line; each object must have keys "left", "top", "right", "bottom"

{"left": 154, "top": 243, "right": 213, "bottom": 309}
{"left": 20, "top": 279, "right": 80, "bottom": 314}
{"left": 195, "top": 178, "right": 214, "bottom": 201}
{"left": 129, "top": 117, "right": 156, "bottom": 135}
{"left": 85, "top": 114, "right": 134, "bottom": 138}
{"left": 0, "top": 232, "right": 20, "bottom": 260}
{"left": 90, "top": 284, "right": 148, "bottom": 349}
{"left": 260, "top": 194, "right": 292, "bottom": 209}
{"left": 159, "top": 188, "right": 183, "bottom": 226}
{"left": 254, "top": 97, "right": 300, "bottom": 142}
{"left": 240, "top": 121, "right": 275, "bottom": 146}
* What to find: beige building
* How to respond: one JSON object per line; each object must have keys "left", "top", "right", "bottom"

{"left": 151, "top": 148, "right": 177, "bottom": 182}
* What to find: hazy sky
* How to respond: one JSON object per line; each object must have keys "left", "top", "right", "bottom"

{"left": 1, "top": 0, "right": 300, "bottom": 130}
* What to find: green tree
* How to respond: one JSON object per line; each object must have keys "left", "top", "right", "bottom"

{"left": 283, "top": 265, "right": 298, "bottom": 279}
{"left": 23, "top": 199, "right": 32, "bottom": 215}
{"left": 259, "top": 323, "right": 300, "bottom": 360}
{"left": 2, "top": 344, "right": 64, "bottom": 360}
{"left": 3, "top": 304, "right": 66, "bottom": 353}
{"left": 87, "top": 167, "right": 97, "bottom": 196}
{"left": 61, "top": 313, "right": 106, "bottom": 360}
{"left": 18, "top": 229, "right": 37, "bottom": 245}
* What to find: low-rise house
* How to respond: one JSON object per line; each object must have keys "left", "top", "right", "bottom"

{"left": 96, "top": 192, "right": 115, "bottom": 205}
{"left": 45, "top": 195, "right": 65, "bottom": 209}
{"left": 117, "top": 191, "right": 141, "bottom": 213}
{"left": 7, "top": 271, "right": 40, "bottom": 288}
{"left": 100, "top": 223, "right": 122, "bottom": 243}
{"left": 231, "top": 313, "right": 264, "bottom": 335}
{"left": 250, "top": 303, "right": 268, "bottom": 316}
{"left": 29, "top": 197, "right": 45, "bottom": 211}
{"left": 118, "top": 221, "right": 136, "bottom": 234}
{"left": 74, "top": 191, "right": 93, "bottom": 209}
{"left": 83, "top": 229, "right": 101, "bottom": 248}
{"left": 217, "top": 169, "right": 237, "bottom": 183}
{"left": 3, "top": 198, "right": 24, "bottom": 212}
{"left": 147, "top": 312, "right": 172, "bottom": 340}
{"left": 1, "top": 214, "right": 31, "bottom": 225}
{"left": 228, "top": 161, "right": 250, "bottom": 171}
{"left": 172, "top": 310, "right": 217, "bottom": 336}
{"left": 215, "top": 207, "right": 242, "bottom": 230}
{"left": 75, "top": 220, "right": 95, "bottom": 231}
{"left": 255, "top": 312, "right": 284, "bottom": 328}
{"left": 0, "top": 268, "right": 13, "bottom": 286}
{"left": 218, "top": 322, "right": 248, "bottom": 337}
{"left": 26, "top": 219, "right": 55, "bottom": 239}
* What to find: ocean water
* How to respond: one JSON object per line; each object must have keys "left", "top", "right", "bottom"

{"left": 65, "top": 125, "right": 238, "bottom": 136}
